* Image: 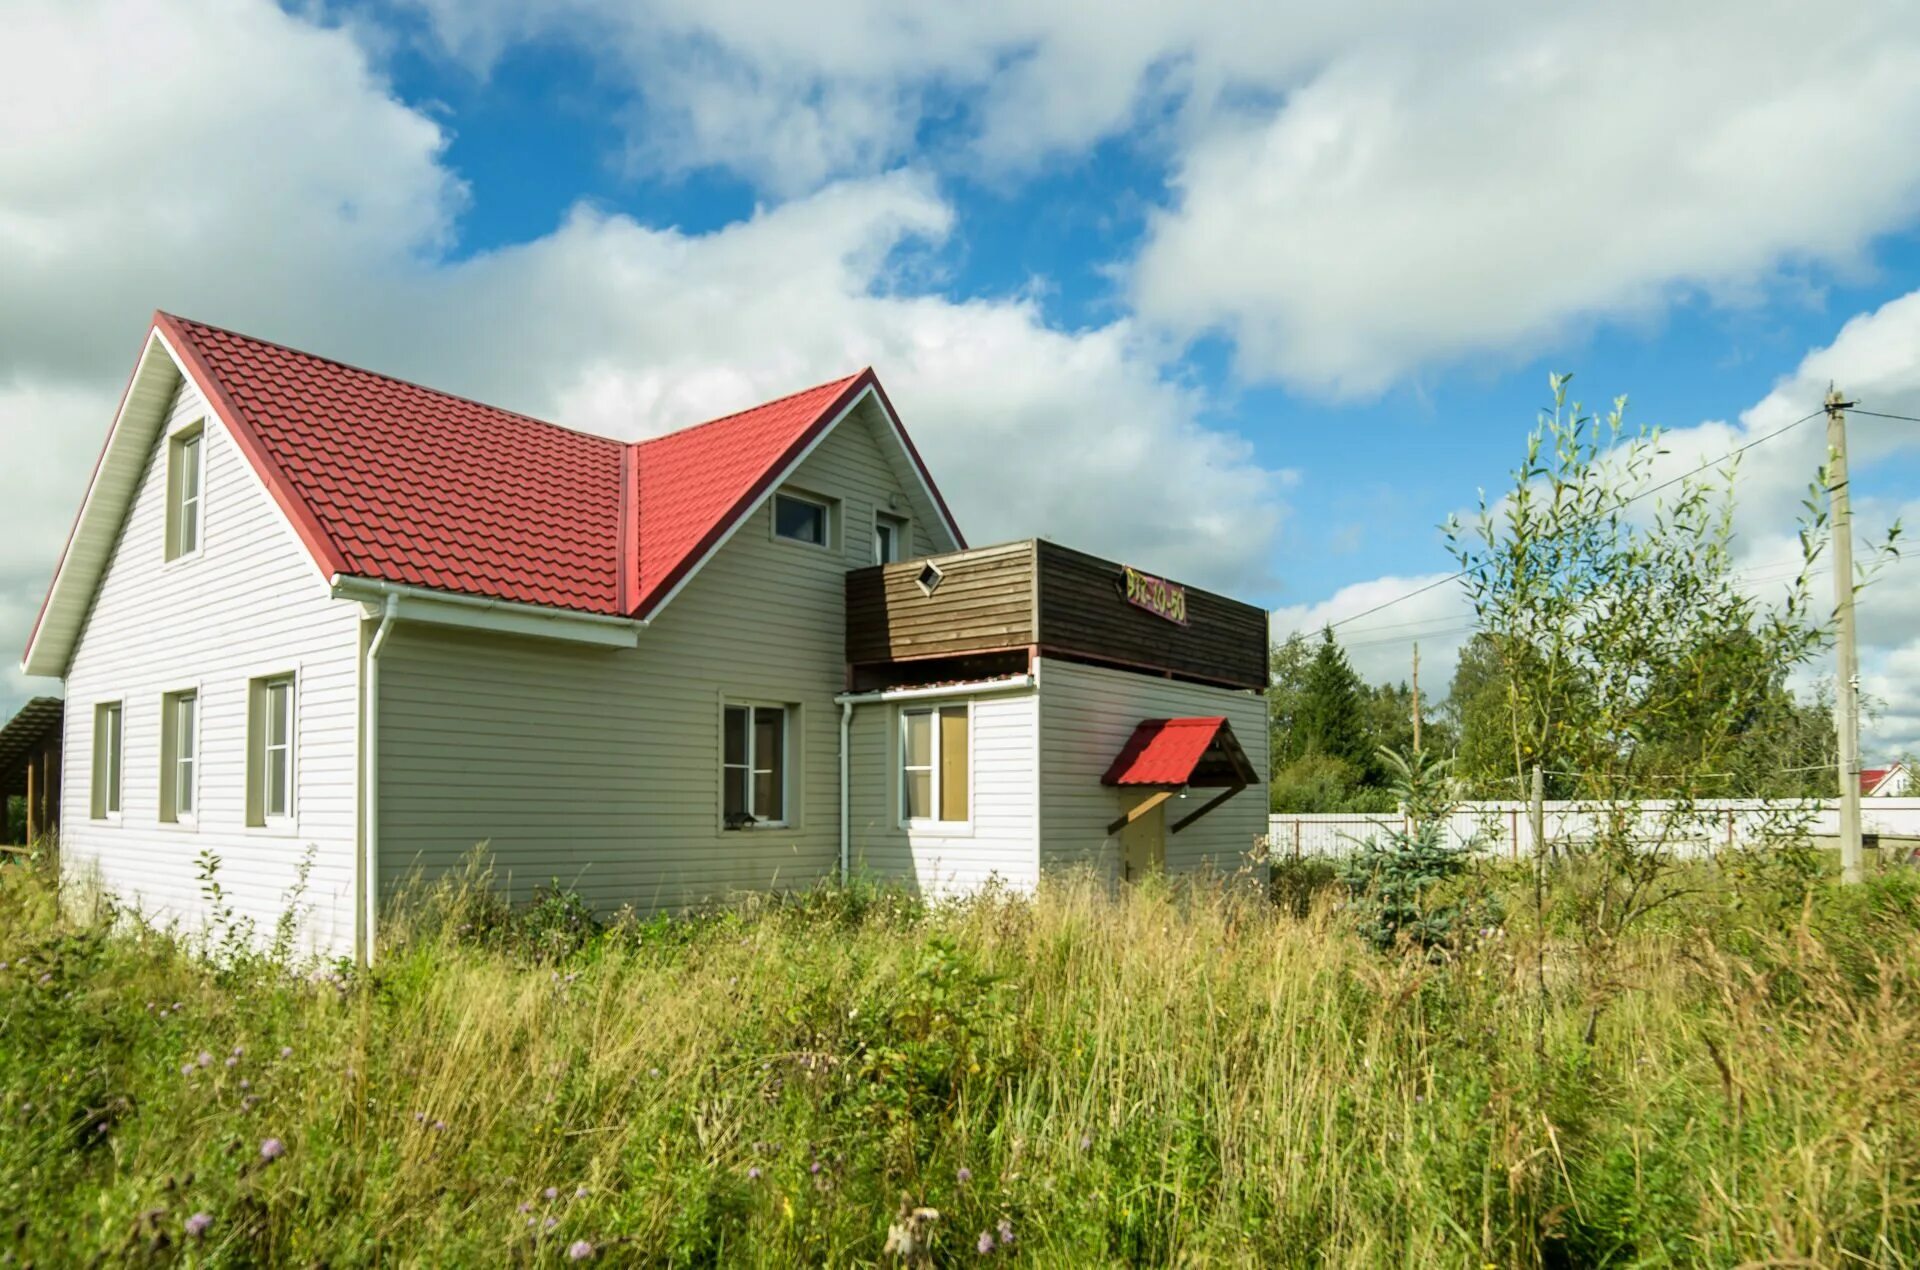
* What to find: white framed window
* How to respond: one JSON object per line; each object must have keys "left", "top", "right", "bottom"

{"left": 723, "top": 703, "right": 788, "bottom": 827}
{"left": 873, "top": 511, "right": 910, "bottom": 564}
{"left": 160, "top": 689, "right": 198, "bottom": 823}
{"left": 248, "top": 674, "right": 296, "bottom": 827}
{"left": 772, "top": 492, "right": 830, "bottom": 548}
{"left": 91, "top": 701, "right": 124, "bottom": 820}
{"left": 900, "top": 703, "right": 971, "bottom": 827}
{"left": 166, "top": 425, "right": 205, "bottom": 561}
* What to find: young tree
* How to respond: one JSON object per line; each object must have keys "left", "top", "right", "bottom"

{"left": 1297, "top": 627, "right": 1374, "bottom": 776}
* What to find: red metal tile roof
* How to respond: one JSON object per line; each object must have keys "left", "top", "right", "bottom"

{"left": 153, "top": 314, "right": 957, "bottom": 620}
{"left": 1102, "top": 717, "right": 1233, "bottom": 786}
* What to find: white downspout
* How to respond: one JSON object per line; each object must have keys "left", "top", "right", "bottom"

{"left": 839, "top": 698, "right": 854, "bottom": 885}
{"left": 361, "top": 593, "right": 400, "bottom": 966}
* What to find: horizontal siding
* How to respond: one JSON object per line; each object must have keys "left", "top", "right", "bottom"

{"left": 848, "top": 691, "right": 1038, "bottom": 895}
{"left": 1036, "top": 657, "right": 1269, "bottom": 885}
{"left": 60, "top": 379, "right": 362, "bottom": 958}
{"left": 377, "top": 402, "right": 946, "bottom": 911}
{"left": 845, "top": 541, "right": 1035, "bottom": 663}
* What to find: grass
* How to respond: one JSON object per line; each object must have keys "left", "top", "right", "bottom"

{"left": 3, "top": 854, "right": 1920, "bottom": 1267}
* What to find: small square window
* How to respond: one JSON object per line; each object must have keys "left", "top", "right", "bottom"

{"left": 773, "top": 493, "right": 829, "bottom": 546}
{"left": 916, "top": 562, "right": 944, "bottom": 596}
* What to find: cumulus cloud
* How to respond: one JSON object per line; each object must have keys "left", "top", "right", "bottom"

{"left": 0, "top": 0, "right": 1290, "bottom": 718}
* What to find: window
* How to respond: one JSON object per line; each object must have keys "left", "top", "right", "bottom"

{"left": 160, "top": 690, "right": 198, "bottom": 822}
{"left": 874, "top": 512, "right": 909, "bottom": 564}
{"left": 166, "top": 426, "right": 205, "bottom": 560}
{"left": 901, "top": 704, "right": 970, "bottom": 825}
{"left": 91, "top": 702, "right": 123, "bottom": 819}
{"left": 773, "top": 492, "right": 829, "bottom": 547}
{"left": 723, "top": 704, "right": 788, "bottom": 827}
{"left": 248, "top": 674, "right": 296, "bottom": 826}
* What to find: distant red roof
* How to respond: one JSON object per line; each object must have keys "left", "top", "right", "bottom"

{"left": 1862, "top": 767, "right": 1889, "bottom": 795}
{"left": 1102, "top": 717, "right": 1256, "bottom": 788}
{"left": 147, "top": 313, "right": 961, "bottom": 621}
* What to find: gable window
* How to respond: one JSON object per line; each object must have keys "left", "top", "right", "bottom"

{"left": 723, "top": 704, "right": 788, "bottom": 827}
{"left": 160, "top": 690, "right": 198, "bottom": 823}
{"left": 874, "top": 512, "right": 909, "bottom": 564}
{"left": 91, "top": 702, "right": 123, "bottom": 820}
{"left": 166, "top": 425, "right": 205, "bottom": 561}
{"left": 901, "top": 704, "right": 970, "bottom": 826}
{"left": 773, "top": 492, "right": 829, "bottom": 547}
{"left": 247, "top": 674, "right": 296, "bottom": 826}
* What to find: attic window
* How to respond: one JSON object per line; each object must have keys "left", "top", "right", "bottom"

{"left": 773, "top": 492, "right": 830, "bottom": 547}
{"left": 916, "top": 562, "right": 944, "bottom": 596}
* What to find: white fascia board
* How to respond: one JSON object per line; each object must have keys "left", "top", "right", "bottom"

{"left": 329, "top": 577, "right": 643, "bottom": 649}
{"left": 835, "top": 675, "right": 1035, "bottom": 706}
{"left": 21, "top": 334, "right": 185, "bottom": 677}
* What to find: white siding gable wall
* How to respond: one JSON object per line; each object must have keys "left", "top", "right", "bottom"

{"left": 374, "top": 403, "right": 944, "bottom": 911}
{"left": 846, "top": 691, "right": 1039, "bottom": 895}
{"left": 1036, "top": 658, "right": 1269, "bottom": 885}
{"left": 59, "top": 379, "right": 363, "bottom": 956}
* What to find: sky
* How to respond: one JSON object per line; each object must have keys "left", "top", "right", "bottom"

{"left": 5, "top": 0, "right": 1920, "bottom": 755}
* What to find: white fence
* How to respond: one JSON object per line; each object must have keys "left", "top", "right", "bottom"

{"left": 1267, "top": 799, "right": 1920, "bottom": 860}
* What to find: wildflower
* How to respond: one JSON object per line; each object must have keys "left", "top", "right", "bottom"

{"left": 647, "top": 1068, "right": 660, "bottom": 1078}
{"left": 231, "top": 1045, "right": 244, "bottom": 1057}
{"left": 259, "top": 1137, "right": 286, "bottom": 1162}
{"left": 173, "top": 1002, "right": 183, "bottom": 1011}
{"left": 810, "top": 1161, "right": 822, "bottom": 1175}
{"left": 575, "top": 1185, "right": 588, "bottom": 1199}
{"left": 997, "top": 1218, "right": 1015, "bottom": 1246}
{"left": 238, "top": 1079, "right": 250, "bottom": 1090}
{"left": 1078, "top": 1133, "right": 1092, "bottom": 1152}
{"left": 518, "top": 1202, "right": 532, "bottom": 1214}
{"left": 432, "top": 1120, "right": 447, "bottom": 1132}
{"left": 747, "top": 1167, "right": 762, "bottom": 1180}
{"left": 544, "top": 1186, "right": 559, "bottom": 1200}
{"left": 977, "top": 1230, "right": 995, "bottom": 1255}
{"left": 185, "top": 1212, "right": 213, "bottom": 1238}
{"left": 280, "top": 1046, "right": 293, "bottom": 1059}
{"left": 95, "top": 1122, "right": 108, "bottom": 1134}
{"left": 225, "top": 1056, "right": 238, "bottom": 1069}
{"left": 197, "top": 1052, "right": 213, "bottom": 1069}
{"left": 181, "top": 1063, "right": 195, "bottom": 1078}
{"left": 242, "top": 1096, "right": 258, "bottom": 1111}
{"left": 414, "top": 1112, "right": 426, "bottom": 1123}
{"left": 568, "top": 1240, "right": 595, "bottom": 1260}
{"left": 544, "top": 1216, "right": 558, "bottom": 1230}
{"left": 956, "top": 1166, "right": 972, "bottom": 1184}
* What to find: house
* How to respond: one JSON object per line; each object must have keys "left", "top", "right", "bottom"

{"left": 1862, "top": 762, "right": 1912, "bottom": 798}
{"left": 22, "top": 312, "right": 1269, "bottom": 962}
{"left": 0, "top": 697, "right": 63, "bottom": 846}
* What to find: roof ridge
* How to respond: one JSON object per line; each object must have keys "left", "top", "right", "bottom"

{"left": 631, "top": 368, "right": 869, "bottom": 450}
{"left": 160, "top": 311, "right": 626, "bottom": 449}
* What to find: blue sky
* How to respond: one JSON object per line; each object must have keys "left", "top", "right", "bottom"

{"left": 6, "top": 0, "right": 1920, "bottom": 749}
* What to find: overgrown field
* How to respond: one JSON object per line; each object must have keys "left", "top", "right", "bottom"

{"left": 4, "top": 857, "right": 1920, "bottom": 1267}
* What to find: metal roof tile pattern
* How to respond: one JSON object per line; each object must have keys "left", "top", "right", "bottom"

{"left": 1101, "top": 717, "right": 1232, "bottom": 786}
{"left": 157, "top": 315, "right": 889, "bottom": 620}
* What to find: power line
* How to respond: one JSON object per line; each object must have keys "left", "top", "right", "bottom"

{"left": 1319, "top": 405, "right": 1828, "bottom": 634}
{"left": 1850, "top": 408, "right": 1920, "bottom": 425}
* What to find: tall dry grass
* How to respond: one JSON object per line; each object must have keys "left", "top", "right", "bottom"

{"left": 2, "top": 855, "right": 1918, "bottom": 1266}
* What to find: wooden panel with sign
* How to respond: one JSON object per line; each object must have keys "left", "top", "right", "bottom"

{"left": 846, "top": 539, "right": 1266, "bottom": 691}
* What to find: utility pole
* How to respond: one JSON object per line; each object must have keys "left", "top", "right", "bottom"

{"left": 1411, "top": 642, "right": 1422, "bottom": 756}
{"left": 1828, "top": 387, "right": 1865, "bottom": 884}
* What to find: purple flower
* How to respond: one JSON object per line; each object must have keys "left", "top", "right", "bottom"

{"left": 747, "top": 1167, "right": 762, "bottom": 1180}
{"left": 544, "top": 1216, "right": 558, "bottom": 1230}
{"left": 810, "top": 1161, "right": 822, "bottom": 1175}
{"left": 956, "top": 1166, "right": 973, "bottom": 1184}
{"left": 977, "top": 1231, "right": 995, "bottom": 1255}
{"left": 518, "top": 1202, "right": 532, "bottom": 1214}
{"left": 259, "top": 1137, "right": 286, "bottom": 1162}
{"left": 997, "top": 1218, "right": 1015, "bottom": 1246}
{"left": 197, "top": 1052, "right": 213, "bottom": 1069}
{"left": 95, "top": 1122, "right": 108, "bottom": 1134}
{"left": 574, "top": 1185, "right": 589, "bottom": 1199}
{"left": 181, "top": 1063, "right": 195, "bottom": 1078}
{"left": 568, "top": 1241, "right": 595, "bottom": 1261}
{"left": 225, "top": 1056, "right": 238, "bottom": 1069}
{"left": 185, "top": 1212, "right": 213, "bottom": 1238}
{"left": 544, "top": 1186, "right": 559, "bottom": 1200}
{"left": 238, "top": 1079, "right": 250, "bottom": 1090}
{"left": 232, "top": 1045, "right": 244, "bottom": 1057}
{"left": 279, "top": 1046, "right": 293, "bottom": 1059}
{"left": 1078, "top": 1133, "right": 1092, "bottom": 1152}
{"left": 432, "top": 1120, "right": 447, "bottom": 1133}
{"left": 413, "top": 1112, "right": 426, "bottom": 1123}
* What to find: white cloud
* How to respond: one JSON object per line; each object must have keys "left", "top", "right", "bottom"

{"left": 0, "top": 0, "right": 1290, "bottom": 719}
{"left": 1133, "top": 2, "right": 1920, "bottom": 394}
{"left": 1270, "top": 572, "right": 1475, "bottom": 689}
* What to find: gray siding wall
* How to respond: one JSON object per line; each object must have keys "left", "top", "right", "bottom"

{"left": 59, "top": 379, "right": 364, "bottom": 956}
{"left": 847, "top": 689, "right": 1039, "bottom": 895}
{"left": 1035, "top": 657, "right": 1270, "bottom": 885}
{"left": 375, "top": 405, "right": 945, "bottom": 910}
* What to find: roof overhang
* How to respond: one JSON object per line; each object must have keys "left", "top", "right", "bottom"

{"left": 21, "top": 321, "right": 188, "bottom": 678}
{"left": 0, "top": 698, "right": 64, "bottom": 778}
{"left": 330, "top": 577, "right": 643, "bottom": 649}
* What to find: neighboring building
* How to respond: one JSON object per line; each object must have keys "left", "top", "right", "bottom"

{"left": 22, "top": 312, "right": 1268, "bottom": 962}
{"left": 0, "top": 697, "right": 63, "bottom": 846}
{"left": 1862, "top": 762, "right": 1912, "bottom": 797}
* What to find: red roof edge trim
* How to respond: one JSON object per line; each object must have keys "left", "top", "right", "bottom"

{"left": 22, "top": 313, "right": 172, "bottom": 664}
{"left": 155, "top": 313, "right": 351, "bottom": 581}
{"left": 629, "top": 369, "right": 877, "bottom": 620}
{"left": 865, "top": 372, "right": 966, "bottom": 551}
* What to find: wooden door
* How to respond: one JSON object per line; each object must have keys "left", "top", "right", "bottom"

{"left": 1120, "top": 798, "right": 1166, "bottom": 881}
